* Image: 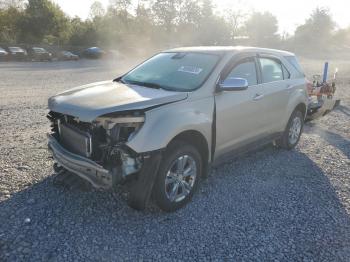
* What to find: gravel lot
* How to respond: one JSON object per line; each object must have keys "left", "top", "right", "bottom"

{"left": 0, "top": 58, "right": 349, "bottom": 261}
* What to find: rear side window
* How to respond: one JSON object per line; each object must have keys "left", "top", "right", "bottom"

{"left": 226, "top": 59, "right": 258, "bottom": 86}
{"left": 259, "top": 58, "right": 283, "bottom": 83}
{"left": 285, "top": 56, "right": 305, "bottom": 78}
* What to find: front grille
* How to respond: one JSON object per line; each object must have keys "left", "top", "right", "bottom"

{"left": 58, "top": 121, "right": 92, "bottom": 158}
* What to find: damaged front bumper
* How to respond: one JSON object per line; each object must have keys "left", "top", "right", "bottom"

{"left": 48, "top": 134, "right": 114, "bottom": 189}
{"left": 48, "top": 134, "right": 163, "bottom": 210}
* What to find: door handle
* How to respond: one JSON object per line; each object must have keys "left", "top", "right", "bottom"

{"left": 253, "top": 93, "right": 264, "bottom": 101}
{"left": 286, "top": 84, "right": 294, "bottom": 90}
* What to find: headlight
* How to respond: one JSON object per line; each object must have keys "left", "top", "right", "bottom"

{"left": 94, "top": 115, "right": 145, "bottom": 142}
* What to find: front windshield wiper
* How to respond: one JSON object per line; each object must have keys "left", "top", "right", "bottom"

{"left": 123, "top": 80, "right": 165, "bottom": 90}
{"left": 113, "top": 76, "right": 126, "bottom": 84}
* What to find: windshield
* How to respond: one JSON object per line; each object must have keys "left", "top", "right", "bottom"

{"left": 121, "top": 52, "right": 220, "bottom": 91}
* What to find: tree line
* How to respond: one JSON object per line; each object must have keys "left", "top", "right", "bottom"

{"left": 0, "top": 0, "right": 349, "bottom": 55}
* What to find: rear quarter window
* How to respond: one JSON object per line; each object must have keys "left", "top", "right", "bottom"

{"left": 285, "top": 56, "right": 305, "bottom": 78}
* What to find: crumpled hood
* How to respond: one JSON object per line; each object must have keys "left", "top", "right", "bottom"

{"left": 48, "top": 81, "right": 188, "bottom": 122}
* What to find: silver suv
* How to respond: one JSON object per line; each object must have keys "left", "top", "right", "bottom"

{"left": 48, "top": 46, "right": 308, "bottom": 212}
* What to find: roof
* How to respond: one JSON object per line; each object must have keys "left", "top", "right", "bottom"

{"left": 165, "top": 46, "right": 295, "bottom": 56}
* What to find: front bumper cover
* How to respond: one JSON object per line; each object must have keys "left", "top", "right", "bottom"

{"left": 48, "top": 134, "right": 163, "bottom": 210}
{"left": 48, "top": 135, "right": 113, "bottom": 189}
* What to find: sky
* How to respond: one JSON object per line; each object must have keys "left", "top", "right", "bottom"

{"left": 52, "top": 0, "right": 349, "bottom": 34}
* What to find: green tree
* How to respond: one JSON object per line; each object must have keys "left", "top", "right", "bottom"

{"left": 201, "top": 0, "right": 214, "bottom": 17}
{"left": 244, "top": 12, "right": 279, "bottom": 46}
{"left": 224, "top": 6, "right": 246, "bottom": 42}
{"left": 294, "top": 7, "right": 335, "bottom": 52}
{"left": 178, "top": 0, "right": 201, "bottom": 26}
{"left": 194, "top": 0, "right": 231, "bottom": 45}
{"left": 196, "top": 16, "right": 231, "bottom": 45}
{"left": 89, "top": 1, "right": 106, "bottom": 19}
{"left": 18, "top": 0, "right": 69, "bottom": 44}
{"left": 109, "top": 0, "right": 131, "bottom": 15}
{"left": 333, "top": 27, "right": 350, "bottom": 48}
{"left": 175, "top": 0, "right": 202, "bottom": 45}
{"left": 134, "top": 1, "right": 153, "bottom": 35}
{"left": 152, "top": 0, "right": 177, "bottom": 33}
{"left": 68, "top": 17, "right": 98, "bottom": 46}
{"left": 0, "top": 6, "right": 23, "bottom": 43}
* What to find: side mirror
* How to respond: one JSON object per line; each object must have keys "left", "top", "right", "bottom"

{"left": 218, "top": 77, "right": 249, "bottom": 91}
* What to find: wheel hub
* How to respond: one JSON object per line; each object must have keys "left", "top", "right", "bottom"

{"left": 288, "top": 116, "right": 302, "bottom": 145}
{"left": 164, "top": 155, "right": 197, "bottom": 203}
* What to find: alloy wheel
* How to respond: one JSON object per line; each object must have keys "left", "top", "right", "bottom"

{"left": 164, "top": 155, "right": 197, "bottom": 203}
{"left": 288, "top": 116, "right": 302, "bottom": 145}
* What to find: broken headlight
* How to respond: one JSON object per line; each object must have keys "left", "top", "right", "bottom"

{"left": 94, "top": 115, "right": 145, "bottom": 143}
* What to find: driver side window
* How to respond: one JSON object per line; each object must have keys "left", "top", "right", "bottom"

{"left": 225, "top": 58, "right": 258, "bottom": 86}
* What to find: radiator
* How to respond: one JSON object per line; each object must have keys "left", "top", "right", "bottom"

{"left": 58, "top": 121, "right": 92, "bottom": 158}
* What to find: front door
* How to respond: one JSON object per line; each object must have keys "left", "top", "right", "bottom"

{"left": 214, "top": 56, "right": 266, "bottom": 159}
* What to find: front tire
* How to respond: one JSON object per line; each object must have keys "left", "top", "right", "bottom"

{"left": 153, "top": 141, "right": 202, "bottom": 212}
{"left": 276, "top": 110, "right": 304, "bottom": 149}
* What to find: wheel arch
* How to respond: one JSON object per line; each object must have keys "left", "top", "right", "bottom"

{"left": 282, "top": 102, "right": 307, "bottom": 131}
{"left": 168, "top": 130, "right": 210, "bottom": 177}
{"left": 295, "top": 102, "right": 307, "bottom": 119}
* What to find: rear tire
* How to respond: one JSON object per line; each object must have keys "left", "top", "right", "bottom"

{"left": 153, "top": 141, "right": 202, "bottom": 212}
{"left": 276, "top": 110, "right": 304, "bottom": 149}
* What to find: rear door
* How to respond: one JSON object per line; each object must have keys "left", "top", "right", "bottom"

{"left": 257, "top": 55, "right": 291, "bottom": 133}
{"left": 215, "top": 54, "right": 267, "bottom": 158}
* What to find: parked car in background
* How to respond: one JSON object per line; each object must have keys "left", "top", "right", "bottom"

{"left": 0, "top": 47, "right": 8, "bottom": 61}
{"left": 28, "top": 47, "right": 52, "bottom": 62}
{"left": 7, "top": 47, "right": 27, "bottom": 61}
{"left": 47, "top": 46, "right": 308, "bottom": 212}
{"left": 82, "top": 47, "right": 105, "bottom": 59}
{"left": 58, "top": 51, "right": 79, "bottom": 61}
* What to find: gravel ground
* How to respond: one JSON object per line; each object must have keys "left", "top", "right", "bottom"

{"left": 0, "top": 59, "right": 349, "bottom": 261}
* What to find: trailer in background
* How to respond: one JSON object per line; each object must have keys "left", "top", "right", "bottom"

{"left": 306, "top": 62, "right": 341, "bottom": 120}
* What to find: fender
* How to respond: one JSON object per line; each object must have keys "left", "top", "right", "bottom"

{"left": 282, "top": 82, "right": 308, "bottom": 127}
{"left": 126, "top": 97, "right": 214, "bottom": 159}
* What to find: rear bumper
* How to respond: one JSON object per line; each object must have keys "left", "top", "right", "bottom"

{"left": 307, "top": 97, "right": 340, "bottom": 120}
{"left": 48, "top": 134, "right": 113, "bottom": 189}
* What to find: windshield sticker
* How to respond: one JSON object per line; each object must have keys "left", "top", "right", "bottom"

{"left": 177, "top": 66, "right": 203, "bottom": 75}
